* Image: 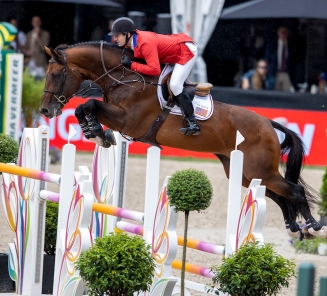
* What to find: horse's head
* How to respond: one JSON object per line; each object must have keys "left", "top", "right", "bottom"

{"left": 40, "top": 46, "right": 83, "bottom": 118}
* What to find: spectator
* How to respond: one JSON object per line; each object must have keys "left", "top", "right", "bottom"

{"left": 265, "top": 26, "right": 296, "bottom": 91}
{"left": 24, "top": 16, "right": 50, "bottom": 78}
{"left": 241, "top": 59, "right": 269, "bottom": 90}
{"left": 8, "top": 17, "right": 26, "bottom": 54}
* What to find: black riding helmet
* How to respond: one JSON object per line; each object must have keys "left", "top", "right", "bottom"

{"left": 109, "top": 17, "right": 136, "bottom": 36}
{"left": 109, "top": 17, "right": 137, "bottom": 47}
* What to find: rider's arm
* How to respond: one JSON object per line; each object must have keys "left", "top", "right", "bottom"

{"left": 131, "top": 43, "right": 161, "bottom": 76}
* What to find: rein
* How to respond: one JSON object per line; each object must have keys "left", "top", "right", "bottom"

{"left": 43, "top": 43, "right": 158, "bottom": 107}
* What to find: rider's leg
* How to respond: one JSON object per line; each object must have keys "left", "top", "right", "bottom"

{"left": 170, "top": 42, "right": 200, "bottom": 136}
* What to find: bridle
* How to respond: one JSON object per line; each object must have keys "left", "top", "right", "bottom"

{"left": 43, "top": 42, "right": 157, "bottom": 107}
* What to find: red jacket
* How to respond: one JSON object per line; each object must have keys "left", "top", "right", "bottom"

{"left": 130, "top": 30, "right": 195, "bottom": 76}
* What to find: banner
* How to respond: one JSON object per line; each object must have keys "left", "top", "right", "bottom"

{"left": 40, "top": 98, "right": 327, "bottom": 165}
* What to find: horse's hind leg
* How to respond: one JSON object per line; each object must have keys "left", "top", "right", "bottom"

{"left": 216, "top": 154, "right": 305, "bottom": 240}
{"left": 263, "top": 174, "right": 327, "bottom": 239}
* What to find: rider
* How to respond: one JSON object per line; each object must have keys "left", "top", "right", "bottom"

{"left": 109, "top": 17, "right": 201, "bottom": 136}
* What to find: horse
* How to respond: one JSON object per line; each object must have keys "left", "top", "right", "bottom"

{"left": 40, "top": 41, "right": 326, "bottom": 241}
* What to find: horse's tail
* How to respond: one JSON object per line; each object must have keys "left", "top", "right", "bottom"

{"left": 270, "top": 120, "right": 319, "bottom": 213}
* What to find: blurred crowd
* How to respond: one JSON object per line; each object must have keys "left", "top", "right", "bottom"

{"left": 240, "top": 26, "right": 299, "bottom": 92}
{"left": 8, "top": 15, "right": 50, "bottom": 79}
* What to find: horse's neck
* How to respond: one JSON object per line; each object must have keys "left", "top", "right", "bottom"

{"left": 68, "top": 46, "right": 122, "bottom": 86}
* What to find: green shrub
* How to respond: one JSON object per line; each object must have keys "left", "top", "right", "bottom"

{"left": 76, "top": 233, "right": 155, "bottom": 296}
{"left": 167, "top": 168, "right": 213, "bottom": 213}
{"left": 319, "top": 166, "right": 327, "bottom": 216}
{"left": 293, "top": 237, "right": 327, "bottom": 254}
{"left": 44, "top": 202, "right": 58, "bottom": 255}
{"left": 0, "top": 134, "right": 19, "bottom": 171}
{"left": 207, "top": 241, "right": 296, "bottom": 296}
{"left": 167, "top": 168, "right": 213, "bottom": 296}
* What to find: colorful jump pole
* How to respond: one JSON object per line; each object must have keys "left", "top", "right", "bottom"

{"left": 0, "top": 163, "right": 61, "bottom": 184}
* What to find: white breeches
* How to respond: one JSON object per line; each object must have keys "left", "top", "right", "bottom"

{"left": 170, "top": 42, "right": 198, "bottom": 96}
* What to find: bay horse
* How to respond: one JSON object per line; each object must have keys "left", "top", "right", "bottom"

{"left": 40, "top": 41, "right": 326, "bottom": 240}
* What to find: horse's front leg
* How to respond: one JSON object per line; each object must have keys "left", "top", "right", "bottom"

{"left": 75, "top": 103, "right": 116, "bottom": 148}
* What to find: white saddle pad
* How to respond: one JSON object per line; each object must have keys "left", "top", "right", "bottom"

{"left": 157, "top": 64, "right": 214, "bottom": 121}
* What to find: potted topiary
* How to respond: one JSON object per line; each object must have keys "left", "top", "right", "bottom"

{"left": 76, "top": 233, "right": 155, "bottom": 295}
{"left": 167, "top": 168, "right": 213, "bottom": 296}
{"left": 22, "top": 69, "right": 45, "bottom": 127}
{"left": 42, "top": 201, "right": 59, "bottom": 294}
{"left": 207, "top": 241, "right": 296, "bottom": 296}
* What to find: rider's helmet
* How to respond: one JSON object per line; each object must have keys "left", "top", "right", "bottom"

{"left": 109, "top": 17, "right": 136, "bottom": 36}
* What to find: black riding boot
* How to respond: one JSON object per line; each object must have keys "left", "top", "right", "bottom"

{"left": 174, "top": 89, "right": 201, "bottom": 136}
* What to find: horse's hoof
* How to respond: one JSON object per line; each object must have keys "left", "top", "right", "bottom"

{"left": 103, "top": 129, "right": 117, "bottom": 145}
{"left": 287, "top": 229, "right": 303, "bottom": 240}
{"left": 307, "top": 226, "right": 327, "bottom": 239}
{"left": 88, "top": 136, "right": 109, "bottom": 147}
{"left": 301, "top": 227, "right": 316, "bottom": 240}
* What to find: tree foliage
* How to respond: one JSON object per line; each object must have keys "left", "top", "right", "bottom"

{"left": 0, "top": 134, "right": 19, "bottom": 173}
{"left": 167, "top": 168, "right": 213, "bottom": 212}
{"left": 319, "top": 166, "right": 327, "bottom": 216}
{"left": 44, "top": 201, "right": 58, "bottom": 255}
{"left": 22, "top": 69, "right": 45, "bottom": 126}
{"left": 76, "top": 233, "right": 155, "bottom": 296}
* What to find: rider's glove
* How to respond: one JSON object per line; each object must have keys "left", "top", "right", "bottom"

{"left": 122, "top": 55, "right": 132, "bottom": 68}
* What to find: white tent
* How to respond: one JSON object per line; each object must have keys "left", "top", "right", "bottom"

{"left": 170, "top": 0, "right": 225, "bottom": 82}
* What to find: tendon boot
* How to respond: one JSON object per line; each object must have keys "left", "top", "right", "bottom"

{"left": 79, "top": 118, "right": 94, "bottom": 139}
{"left": 175, "top": 89, "right": 201, "bottom": 136}
{"left": 85, "top": 113, "right": 103, "bottom": 136}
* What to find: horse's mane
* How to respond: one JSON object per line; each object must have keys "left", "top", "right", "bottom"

{"left": 54, "top": 41, "right": 132, "bottom": 54}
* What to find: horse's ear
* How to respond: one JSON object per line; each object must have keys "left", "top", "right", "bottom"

{"left": 44, "top": 46, "right": 52, "bottom": 57}
{"left": 49, "top": 47, "right": 60, "bottom": 59}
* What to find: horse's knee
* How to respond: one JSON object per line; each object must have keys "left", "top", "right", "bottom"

{"left": 75, "top": 104, "right": 85, "bottom": 122}
{"left": 83, "top": 99, "right": 97, "bottom": 114}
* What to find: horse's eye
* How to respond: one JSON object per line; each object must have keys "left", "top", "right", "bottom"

{"left": 52, "top": 73, "right": 61, "bottom": 78}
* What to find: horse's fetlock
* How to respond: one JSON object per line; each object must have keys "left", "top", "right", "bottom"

{"left": 306, "top": 216, "right": 321, "bottom": 231}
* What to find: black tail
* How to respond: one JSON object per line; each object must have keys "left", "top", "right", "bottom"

{"left": 270, "top": 120, "right": 319, "bottom": 213}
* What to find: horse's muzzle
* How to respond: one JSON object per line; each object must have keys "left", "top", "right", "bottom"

{"left": 39, "top": 106, "right": 62, "bottom": 118}
{"left": 40, "top": 107, "right": 51, "bottom": 117}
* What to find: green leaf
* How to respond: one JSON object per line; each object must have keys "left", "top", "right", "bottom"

{"left": 76, "top": 233, "right": 155, "bottom": 295}
{"left": 0, "top": 133, "right": 19, "bottom": 170}
{"left": 206, "top": 241, "right": 296, "bottom": 296}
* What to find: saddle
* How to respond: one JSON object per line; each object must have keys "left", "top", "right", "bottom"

{"left": 160, "top": 72, "right": 213, "bottom": 105}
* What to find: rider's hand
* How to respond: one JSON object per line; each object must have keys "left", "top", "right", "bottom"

{"left": 122, "top": 55, "right": 132, "bottom": 68}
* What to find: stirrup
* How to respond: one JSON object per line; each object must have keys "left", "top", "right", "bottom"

{"left": 179, "top": 117, "right": 201, "bottom": 136}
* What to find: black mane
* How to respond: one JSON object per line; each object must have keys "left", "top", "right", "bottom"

{"left": 54, "top": 41, "right": 124, "bottom": 52}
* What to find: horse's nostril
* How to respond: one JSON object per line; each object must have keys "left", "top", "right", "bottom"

{"left": 40, "top": 108, "right": 49, "bottom": 115}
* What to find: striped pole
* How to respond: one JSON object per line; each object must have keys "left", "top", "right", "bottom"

{"left": 39, "top": 191, "right": 144, "bottom": 223}
{"left": 0, "top": 162, "right": 61, "bottom": 184}
{"left": 92, "top": 203, "right": 144, "bottom": 223}
{"left": 116, "top": 221, "right": 224, "bottom": 255}
{"left": 172, "top": 260, "right": 214, "bottom": 279}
